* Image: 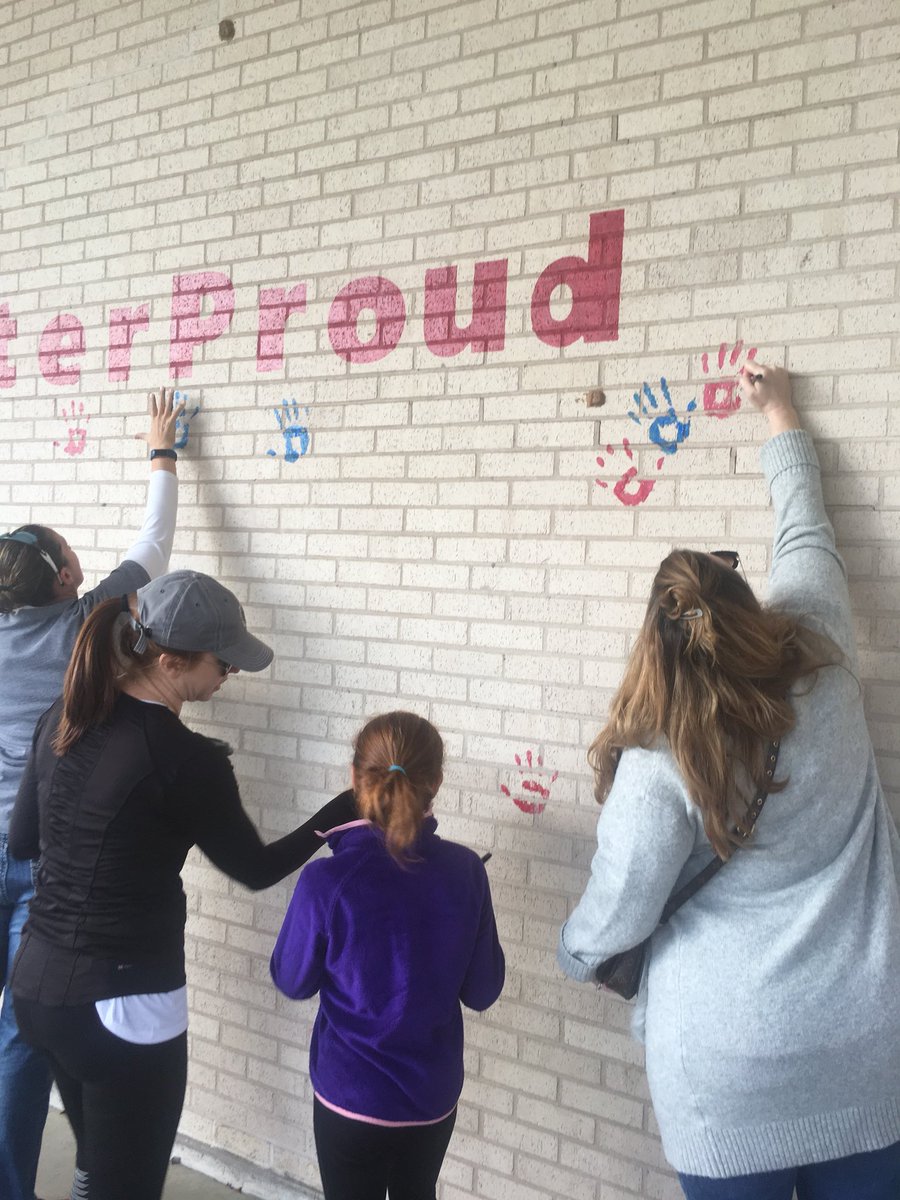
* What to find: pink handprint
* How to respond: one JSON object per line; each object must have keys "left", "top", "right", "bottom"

{"left": 500, "top": 750, "right": 559, "bottom": 815}
{"left": 596, "top": 439, "right": 662, "bottom": 507}
{"left": 700, "top": 340, "right": 757, "bottom": 418}
{"left": 54, "top": 402, "right": 90, "bottom": 456}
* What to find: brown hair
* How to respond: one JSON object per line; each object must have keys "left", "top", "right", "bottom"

{"left": 588, "top": 549, "right": 842, "bottom": 859}
{"left": 53, "top": 596, "right": 199, "bottom": 755}
{"left": 0, "top": 525, "right": 65, "bottom": 612}
{"left": 352, "top": 711, "right": 444, "bottom": 862}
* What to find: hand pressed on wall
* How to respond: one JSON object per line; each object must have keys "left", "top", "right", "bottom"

{"left": 173, "top": 391, "right": 202, "bottom": 450}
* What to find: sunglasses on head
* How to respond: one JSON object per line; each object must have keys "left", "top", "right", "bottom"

{"left": 710, "top": 550, "right": 739, "bottom": 571}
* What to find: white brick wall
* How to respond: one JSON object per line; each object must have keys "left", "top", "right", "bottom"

{"left": 2, "top": 2, "right": 898, "bottom": 1197}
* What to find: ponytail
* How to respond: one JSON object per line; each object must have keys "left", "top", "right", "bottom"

{"left": 53, "top": 596, "right": 197, "bottom": 755}
{"left": 352, "top": 712, "right": 444, "bottom": 862}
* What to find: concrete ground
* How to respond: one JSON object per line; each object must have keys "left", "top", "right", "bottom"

{"left": 38, "top": 1108, "right": 240, "bottom": 1199}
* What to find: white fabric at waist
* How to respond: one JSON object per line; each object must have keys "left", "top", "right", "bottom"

{"left": 94, "top": 986, "right": 188, "bottom": 1044}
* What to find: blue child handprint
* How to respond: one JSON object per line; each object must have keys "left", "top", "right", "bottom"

{"left": 628, "top": 377, "right": 696, "bottom": 456}
{"left": 267, "top": 399, "right": 310, "bottom": 462}
{"left": 173, "top": 390, "right": 201, "bottom": 450}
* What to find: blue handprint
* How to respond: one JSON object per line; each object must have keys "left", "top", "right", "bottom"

{"left": 173, "top": 390, "right": 201, "bottom": 450}
{"left": 628, "top": 377, "right": 696, "bottom": 456}
{"left": 266, "top": 399, "right": 310, "bottom": 462}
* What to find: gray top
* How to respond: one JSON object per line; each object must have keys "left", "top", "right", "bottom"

{"left": 558, "top": 430, "right": 900, "bottom": 1177}
{"left": 0, "top": 562, "right": 149, "bottom": 831}
{"left": 0, "top": 470, "right": 178, "bottom": 833}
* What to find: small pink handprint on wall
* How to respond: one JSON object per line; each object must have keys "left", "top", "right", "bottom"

{"left": 700, "top": 340, "right": 757, "bottom": 418}
{"left": 53, "top": 402, "right": 90, "bottom": 456}
{"left": 596, "top": 439, "right": 661, "bottom": 507}
{"left": 500, "top": 750, "right": 559, "bottom": 815}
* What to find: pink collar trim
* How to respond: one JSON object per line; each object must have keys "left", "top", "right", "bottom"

{"left": 315, "top": 818, "right": 371, "bottom": 839}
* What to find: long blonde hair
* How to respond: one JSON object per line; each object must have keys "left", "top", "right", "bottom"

{"left": 589, "top": 550, "right": 841, "bottom": 858}
{"left": 352, "top": 711, "right": 444, "bottom": 862}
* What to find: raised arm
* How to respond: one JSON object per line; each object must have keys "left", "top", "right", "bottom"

{"left": 738, "top": 364, "right": 856, "bottom": 663}
{"left": 124, "top": 388, "right": 185, "bottom": 579}
{"left": 80, "top": 389, "right": 186, "bottom": 609}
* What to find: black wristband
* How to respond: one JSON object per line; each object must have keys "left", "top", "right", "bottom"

{"left": 149, "top": 448, "right": 177, "bottom": 461}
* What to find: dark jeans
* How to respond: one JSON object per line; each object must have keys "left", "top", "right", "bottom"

{"left": 679, "top": 1139, "right": 900, "bottom": 1200}
{"left": 313, "top": 1097, "right": 457, "bottom": 1200}
{"left": 0, "top": 840, "right": 52, "bottom": 1200}
{"left": 15, "top": 996, "right": 187, "bottom": 1200}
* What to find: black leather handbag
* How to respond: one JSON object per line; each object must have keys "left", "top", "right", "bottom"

{"left": 594, "top": 740, "right": 780, "bottom": 1000}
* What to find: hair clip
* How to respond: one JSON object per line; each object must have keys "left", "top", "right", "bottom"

{"left": 678, "top": 608, "right": 704, "bottom": 620}
{"left": 130, "top": 617, "right": 151, "bottom": 654}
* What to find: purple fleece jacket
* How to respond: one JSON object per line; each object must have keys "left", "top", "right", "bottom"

{"left": 270, "top": 807, "right": 505, "bottom": 1125}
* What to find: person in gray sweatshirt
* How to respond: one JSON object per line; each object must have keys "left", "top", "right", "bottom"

{"left": 558, "top": 363, "right": 900, "bottom": 1199}
{"left": 0, "top": 388, "right": 184, "bottom": 1200}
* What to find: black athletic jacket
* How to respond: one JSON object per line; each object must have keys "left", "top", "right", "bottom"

{"left": 9, "top": 692, "right": 354, "bottom": 1005}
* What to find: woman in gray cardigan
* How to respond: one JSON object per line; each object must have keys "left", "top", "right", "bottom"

{"left": 558, "top": 364, "right": 900, "bottom": 1199}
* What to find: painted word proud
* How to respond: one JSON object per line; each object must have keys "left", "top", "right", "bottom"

{"left": 0, "top": 211, "right": 623, "bottom": 387}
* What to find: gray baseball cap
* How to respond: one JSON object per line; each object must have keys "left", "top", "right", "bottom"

{"left": 134, "top": 570, "right": 273, "bottom": 672}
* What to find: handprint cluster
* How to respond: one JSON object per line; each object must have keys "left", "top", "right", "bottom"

{"left": 597, "top": 342, "right": 749, "bottom": 507}
{"left": 597, "top": 376, "right": 695, "bottom": 506}
{"left": 266, "top": 399, "right": 311, "bottom": 462}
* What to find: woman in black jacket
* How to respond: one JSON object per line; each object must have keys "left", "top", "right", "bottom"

{"left": 10, "top": 569, "right": 353, "bottom": 1200}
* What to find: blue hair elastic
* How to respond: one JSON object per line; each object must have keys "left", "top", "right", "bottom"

{"left": 388, "top": 764, "right": 407, "bottom": 776}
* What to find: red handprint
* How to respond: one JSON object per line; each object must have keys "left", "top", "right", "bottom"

{"left": 596, "top": 439, "right": 661, "bottom": 507}
{"left": 700, "top": 340, "right": 757, "bottom": 418}
{"left": 500, "top": 750, "right": 559, "bottom": 815}
{"left": 54, "top": 402, "right": 90, "bottom": 456}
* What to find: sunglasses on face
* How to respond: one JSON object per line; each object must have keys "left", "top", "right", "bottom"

{"left": 215, "top": 657, "right": 233, "bottom": 677}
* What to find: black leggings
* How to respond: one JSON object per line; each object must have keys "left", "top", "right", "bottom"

{"left": 313, "top": 1097, "right": 457, "bottom": 1200}
{"left": 15, "top": 997, "right": 187, "bottom": 1200}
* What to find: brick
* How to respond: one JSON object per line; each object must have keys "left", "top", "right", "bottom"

{"left": 617, "top": 97, "right": 702, "bottom": 140}
{"left": 808, "top": 60, "right": 900, "bottom": 103}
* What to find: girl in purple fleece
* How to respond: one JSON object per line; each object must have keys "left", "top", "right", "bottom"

{"left": 271, "top": 711, "right": 505, "bottom": 1200}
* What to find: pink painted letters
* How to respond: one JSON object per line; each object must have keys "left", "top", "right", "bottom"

{"left": 1, "top": 212, "right": 627, "bottom": 380}
{"left": 169, "top": 272, "right": 235, "bottom": 378}
{"left": 328, "top": 276, "right": 406, "bottom": 364}
{"left": 423, "top": 260, "right": 508, "bottom": 356}
{"left": 108, "top": 305, "right": 150, "bottom": 383}
{"left": 257, "top": 284, "right": 308, "bottom": 373}
{"left": 39, "top": 314, "right": 85, "bottom": 386}
{"left": 531, "top": 209, "right": 624, "bottom": 348}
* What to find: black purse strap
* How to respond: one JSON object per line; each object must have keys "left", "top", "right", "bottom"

{"left": 658, "top": 739, "right": 780, "bottom": 926}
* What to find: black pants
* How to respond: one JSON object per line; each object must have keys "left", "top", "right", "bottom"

{"left": 15, "top": 997, "right": 187, "bottom": 1200}
{"left": 313, "top": 1097, "right": 457, "bottom": 1200}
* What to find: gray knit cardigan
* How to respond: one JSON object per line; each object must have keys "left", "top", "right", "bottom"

{"left": 558, "top": 429, "right": 900, "bottom": 1177}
